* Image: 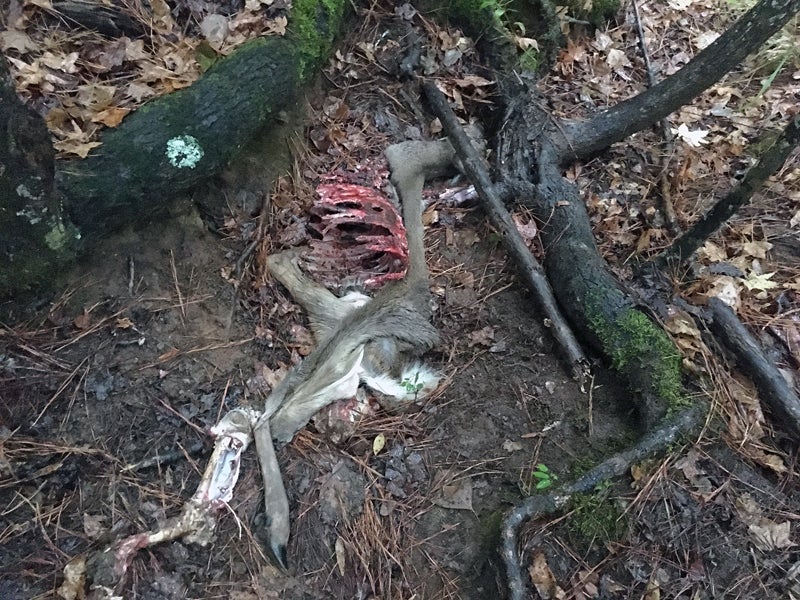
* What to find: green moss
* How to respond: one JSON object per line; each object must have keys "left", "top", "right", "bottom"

{"left": 569, "top": 489, "right": 626, "bottom": 544}
{"left": 289, "top": 0, "right": 346, "bottom": 81}
{"left": 518, "top": 47, "right": 540, "bottom": 71}
{"left": 586, "top": 295, "right": 684, "bottom": 410}
{"left": 444, "top": 0, "right": 510, "bottom": 26}
{"left": 587, "top": 0, "right": 620, "bottom": 26}
{"left": 479, "top": 510, "right": 505, "bottom": 550}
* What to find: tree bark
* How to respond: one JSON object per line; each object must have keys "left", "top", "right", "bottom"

{"left": 493, "top": 78, "right": 682, "bottom": 426}
{"left": 57, "top": 37, "right": 301, "bottom": 238}
{"left": 0, "top": 55, "right": 77, "bottom": 295}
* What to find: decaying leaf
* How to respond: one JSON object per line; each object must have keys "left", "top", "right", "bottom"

{"left": 528, "top": 551, "right": 565, "bottom": 599}
{"left": 749, "top": 520, "right": 794, "bottom": 551}
{"left": 432, "top": 477, "right": 473, "bottom": 510}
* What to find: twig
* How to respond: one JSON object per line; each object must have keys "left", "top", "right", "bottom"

{"left": 422, "top": 80, "right": 588, "bottom": 374}
{"left": 707, "top": 297, "right": 800, "bottom": 439}
{"left": 631, "top": 0, "right": 678, "bottom": 233}
{"left": 502, "top": 405, "right": 705, "bottom": 600}
{"left": 169, "top": 250, "right": 186, "bottom": 321}
{"left": 121, "top": 441, "right": 206, "bottom": 472}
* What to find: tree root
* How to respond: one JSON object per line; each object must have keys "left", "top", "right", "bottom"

{"left": 707, "top": 298, "right": 800, "bottom": 439}
{"left": 502, "top": 405, "right": 706, "bottom": 600}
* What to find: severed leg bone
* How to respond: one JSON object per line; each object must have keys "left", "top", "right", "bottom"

{"left": 254, "top": 138, "right": 460, "bottom": 565}
{"left": 84, "top": 408, "right": 259, "bottom": 597}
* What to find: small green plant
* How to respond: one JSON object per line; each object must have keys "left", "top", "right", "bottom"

{"left": 532, "top": 463, "right": 557, "bottom": 490}
{"left": 401, "top": 372, "right": 424, "bottom": 395}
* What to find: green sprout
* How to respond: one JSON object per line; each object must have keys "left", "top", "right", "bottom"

{"left": 532, "top": 463, "right": 557, "bottom": 490}
{"left": 401, "top": 371, "right": 425, "bottom": 395}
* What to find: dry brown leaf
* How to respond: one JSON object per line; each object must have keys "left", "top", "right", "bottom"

{"left": 335, "top": 536, "right": 346, "bottom": 576}
{"left": 73, "top": 310, "right": 92, "bottom": 330}
{"left": 82, "top": 513, "right": 107, "bottom": 540}
{"left": 749, "top": 520, "right": 794, "bottom": 551}
{"left": 53, "top": 139, "right": 102, "bottom": 159}
{"left": 528, "top": 551, "right": 565, "bottom": 599}
{"left": 91, "top": 107, "right": 130, "bottom": 128}
{"left": 467, "top": 326, "right": 495, "bottom": 348}
{"left": 115, "top": 317, "right": 134, "bottom": 329}
{"left": 0, "top": 29, "right": 35, "bottom": 53}
{"left": 432, "top": 477, "right": 473, "bottom": 510}
{"left": 742, "top": 240, "right": 772, "bottom": 259}
{"left": 57, "top": 556, "right": 86, "bottom": 600}
{"left": 157, "top": 347, "right": 181, "bottom": 362}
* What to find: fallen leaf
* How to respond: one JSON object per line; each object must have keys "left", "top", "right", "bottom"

{"left": 672, "top": 123, "right": 710, "bottom": 147}
{"left": 52, "top": 139, "right": 102, "bottom": 159}
{"left": 83, "top": 513, "right": 107, "bottom": 539}
{"left": 432, "top": 477, "right": 473, "bottom": 510}
{"left": 91, "top": 107, "right": 130, "bottom": 128}
{"left": 157, "top": 347, "right": 181, "bottom": 362}
{"left": 373, "top": 433, "right": 386, "bottom": 455}
{"left": 528, "top": 551, "right": 565, "bottom": 599}
{"left": 742, "top": 240, "right": 772, "bottom": 259}
{"left": 0, "top": 29, "right": 35, "bottom": 53}
{"left": 57, "top": 556, "right": 86, "bottom": 600}
{"left": 335, "top": 536, "right": 346, "bottom": 576}
{"left": 467, "top": 326, "right": 495, "bottom": 347}
{"left": 749, "top": 520, "right": 794, "bottom": 551}
{"left": 744, "top": 272, "right": 778, "bottom": 292}
{"left": 513, "top": 213, "right": 539, "bottom": 242}
{"left": 73, "top": 310, "right": 92, "bottom": 330}
{"left": 115, "top": 317, "right": 134, "bottom": 329}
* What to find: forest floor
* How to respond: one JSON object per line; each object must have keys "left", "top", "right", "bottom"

{"left": 2, "top": 1, "right": 800, "bottom": 599}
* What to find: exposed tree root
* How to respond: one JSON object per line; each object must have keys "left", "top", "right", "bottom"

{"left": 707, "top": 298, "right": 800, "bottom": 439}
{"left": 501, "top": 405, "right": 706, "bottom": 600}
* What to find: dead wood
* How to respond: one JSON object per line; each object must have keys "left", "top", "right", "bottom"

{"left": 707, "top": 298, "right": 800, "bottom": 439}
{"left": 57, "top": 37, "right": 302, "bottom": 238}
{"left": 51, "top": 0, "right": 145, "bottom": 38}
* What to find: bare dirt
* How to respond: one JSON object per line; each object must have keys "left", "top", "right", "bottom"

{"left": 3, "top": 5, "right": 800, "bottom": 600}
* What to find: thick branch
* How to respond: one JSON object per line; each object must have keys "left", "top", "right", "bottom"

{"left": 656, "top": 114, "right": 800, "bottom": 266}
{"left": 564, "top": 0, "right": 800, "bottom": 160}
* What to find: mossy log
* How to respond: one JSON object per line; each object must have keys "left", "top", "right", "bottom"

{"left": 58, "top": 0, "right": 345, "bottom": 239}
{"left": 2, "top": 0, "right": 345, "bottom": 295}
{"left": 56, "top": 37, "right": 300, "bottom": 238}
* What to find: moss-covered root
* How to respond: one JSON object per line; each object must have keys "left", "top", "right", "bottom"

{"left": 289, "top": 0, "right": 347, "bottom": 81}
{"left": 1, "top": 56, "right": 78, "bottom": 296}
{"left": 587, "top": 295, "right": 684, "bottom": 425}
